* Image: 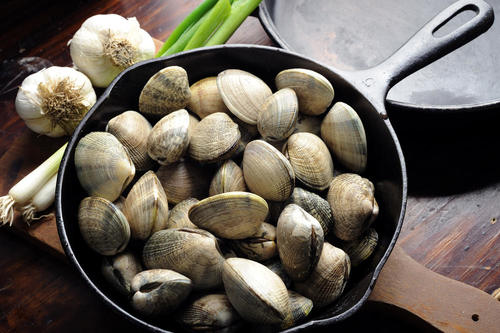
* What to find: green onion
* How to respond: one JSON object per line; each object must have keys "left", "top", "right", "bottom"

{"left": 0, "top": 142, "right": 67, "bottom": 226}
{"left": 20, "top": 173, "right": 58, "bottom": 225}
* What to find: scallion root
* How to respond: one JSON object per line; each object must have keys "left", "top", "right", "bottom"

{"left": 21, "top": 203, "right": 53, "bottom": 226}
{"left": 0, "top": 195, "right": 16, "bottom": 226}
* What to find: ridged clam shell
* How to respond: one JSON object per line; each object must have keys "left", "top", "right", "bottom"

{"left": 284, "top": 132, "right": 334, "bottom": 191}
{"left": 217, "top": 69, "right": 272, "bottom": 125}
{"left": 222, "top": 258, "right": 290, "bottom": 325}
{"left": 178, "top": 294, "right": 240, "bottom": 331}
{"left": 327, "top": 173, "right": 379, "bottom": 241}
{"left": 143, "top": 228, "right": 225, "bottom": 290}
{"left": 257, "top": 88, "right": 298, "bottom": 142}
{"left": 276, "top": 204, "right": 324, "bottom": 281}
{"left": 286, "top": 187, "right": 333, "bottom": 236}
{"left": 166, "top": 198, "right": 199, "bottom": 229}
{"left": 281, "top": 290, "right": 313, "bottom": 329}
{"left": 101, "top": 252, "right": 142, "bottom": 296}
{"left": 189, "top": 192, "right": 267, "bottom": 239}
{"left": 123, "top": 171, "right": 169, "bottom": 240}
{"left": 294, "top": 242, "right": 350, "bottom": 308}
{"left": 321, "top": 102, "right": 367, "bottom": 173}
{"left": 75, "top": 131, "right": 135, "bottom": 201}
{"left": 209, "top": 160, "right": 246, "bottom": 196}
{"left": 78, "top": 196, "right": 130, "bottom": 256}
{"left": 106, "top": 110, "right": 154, "bottom": 171}
{"left": 242, "top": 140, "right": 295, "bottom": 201}
{"left": 230, "top": 222, "right": 277, "bottom": 262}
{"left": 293, "top": 114, "right": 322, "bottom": 136}
{"left": 189, "top": 112, "right": 240, "bottom": 163}
{"left": 147, "top": 109, "right": 190, "bottom": 165}
{"left": 275, "top": 68, "right": 334, "bottom": 116}
{"left": 156, "top": 160, "right": 210, "bottom": 204}
{"left": 187, "top": 77, "right": 230, "bottom": 119}
{"left": 342, "top": 228, "right": 378, "bottom": 267}
{"left": 131, "top": 269, "right": 192, "bottom": 316}
{"left": 139, "top": 66, "right": 191, "bottom": 116}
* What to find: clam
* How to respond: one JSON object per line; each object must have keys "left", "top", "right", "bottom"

{"left": 156, "top": 160, "right": 210, "bottom": 204}
{"left": 286, "top": 187, "right": 334, "bottom": 235}
{"left": 276, "top": 204, "right": 324, "bottom": 281}
{"left": 265, "top": 259, "right": 292, "bottom": 288}
{"left": 147, "top": 109, "right": 190, "bottom": 165}
{"left": 189, "top": 112, "right": 241, "bottom": 163}
{"left": 275, "top": 68, "right": 334, "bottom": 116}
{"left": 327, "top": 173, "right": 379, "bottom": 241}
{"left": 131, "top": 269, "right": 192, "bottom": 316}
{"left": 232, "top": 116, "right": 259, "bottom": 156}
{"left": 101, "top": 252, "right": 143, "bottom": 296}
{"left": 187, "top": 76, "right": 230, "bottom": 119}
{"left": 293, "top": 114, "right": 322, "bottom": 136}
{"left": 143, "top": 228, "right": 225, "bottom": 290}
{"left": 123, "top": 171, "right": 169, "bottom": 240}
{"left": 242, "top": 140, "right": 295, "bottom": 201}
{"left": 138, "top": 66, "right": 191, "bottom": 116}
{"left": 257, "top": 88, "right": 298, "bottom": 142}
{"left": 166, "top": 198, "right": 199, "bottom": 229}
{"left": 209, "top": 160, "right": 246, "bottom": 196}
{"left": 222, "top": 258, "right": 290, "bottom": 325}
{"left": 342, "top": 228, "right": 378, "bottom": 267}
{"left": 178, "top": 294, "right": 241, "bottom": 332}
{"left": 75, "top": 131, "right": 135, "bottom": 202}
{"left": 283, "top": 132, "right": 334, "bottom": 191}
{"left": 281, "top": 291, "right": 313, "bottom": 329}
{"left": 294, "top": 242, "right": 350, "bottom": 308}
{"left": 189, "top": 192, "right": 267, "bottom": 239}
{"left": 217, "top": 69, "right": 272, "bottom": 125}
{"left": 321, "top": 102, "right": 367, "bottom": 173}
{"left": 231, "top": 222, "right": 277, "bottom": 262}
{"left": 78, "top": 196, "right": 130, "bottom": 256}
{"left": 106, "top": 110, "right": 154, "bottom": 171}
{"left": 113, "top": 195, "right": 126, "bottom": 211}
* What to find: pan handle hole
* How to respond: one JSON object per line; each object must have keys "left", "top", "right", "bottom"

{"left": 471, "top": 314, "right": 479, "bottom": 322}
{"left": 433, "top": 7, "right": 477, "bottom": 38}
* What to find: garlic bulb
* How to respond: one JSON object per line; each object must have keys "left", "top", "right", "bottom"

{"left": 70, "top": 14, "right": 155, "bottom": 87}
{"left": 15, "top": 66, "right": 96, "bottom": 137}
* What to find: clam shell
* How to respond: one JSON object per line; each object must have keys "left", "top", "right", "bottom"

{"left": 276, "top": 204, "right": 324, "bottom": 281}
{"left": 217, "top": 69, "right": 272, "bottom": 125}
{"left": 342, "top": 228, "right": 378, "bottom": 267}
{"left": 265, "top": 259, "right": 292, "bottom": 288}
{"left": 209, "top": 160, "right": 246, "bottom": 196}
{"left": 294, "top": 242, "right": 350, "bottom": 308}
{"left": 281, "top": 290, "right": 313, "bottom": 329}
{"left": 242, "top": 140, "right": 295, "bottom": 201}
{"left": 275, "top": 68, "right": 334, "bottom": 116}
{"left": 147, "top": 109, "right": 190, "bottom": 165}
{"left": 101, "top": 252, "right": 143, "bottom": 296}
{"left": 131, "top": 269, "right": 192, "bottom": 316}
{"left": 143, "top": 228, "right": 225, "bottom": 290}
{"left": 286, "top": 187, "right": 334, "bottom": 235}
{"left": 106, "top": 110, "right": 154, "bottom": 171}
{"left": 78, "top": 196, "right": 130, "bottom": 256}
{"left": 187, "top": 76, "right": 230, "bottom": 119}
{"left": 189, "top": 112, "right": 240, "bottom": 163}
{"left": 75, "top": 131, "right": 135, "bottom": 201}
{"left": 138, "top": 66, "right": 191, "bottom": 116}
{"left": 230, "top": 222, "right": 277, "bottom": 262}
{"left": 321, "top": 102, "right": 367, "bottom": 173}
{"left": 257, "top": 88, "right": 298, "bottom": 142}
{"left": 293, "top": 114, "right": 322, "bottom": 137}
{"left": 166, "top": 198, "right": 199, "bottom": 229}
{"left": 222, "top": 258, "right": 290, "bottom": 325}
{"left": 189, "top": 192, "right": 267, "bottom": 239}
{"left": 327, "top": 173, "right": 379, "bottom": 241}
{"left": 156, "top": 160, "right": 210, "bottom": 204}
{"left": 178, "top": 294, "right": 240, "bottom": 331}
{"left": 123, "top": 171, "right": 169, "bottom": 240}
{"left": 284, "top": 132, "right": 334, "bottom": 191}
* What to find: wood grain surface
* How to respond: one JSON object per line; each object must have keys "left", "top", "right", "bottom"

{"left": 0, "top": 0, "right": 499, "bottom": 332}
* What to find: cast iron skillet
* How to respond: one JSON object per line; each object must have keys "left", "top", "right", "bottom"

{"left": 56, "top": 1, "right": 493, "bottom": 331}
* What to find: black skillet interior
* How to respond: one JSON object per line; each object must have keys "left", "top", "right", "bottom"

{"left": 56, "top": 45, "right": 405, "bottom": 332}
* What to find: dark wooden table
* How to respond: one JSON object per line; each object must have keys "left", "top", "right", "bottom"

{"left": 1, "top": 0, "right": 499, "bottom": 332}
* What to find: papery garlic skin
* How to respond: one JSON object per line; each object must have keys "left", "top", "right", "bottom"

{"left": 15, "top": 66, "right": 96, "bottom": 137}
{"left": 69, "top": 14, "right": 155, "bottom": 87}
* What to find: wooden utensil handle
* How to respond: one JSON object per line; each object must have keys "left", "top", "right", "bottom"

{"left": 368, "top": 245, "right": 500, "bottom": 332}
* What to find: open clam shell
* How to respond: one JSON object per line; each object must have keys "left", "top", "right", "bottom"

{"left": 257, "top": 88, "right": 298, "bottom": 142}
{"left": 187, "top": 76, "right": 230, "bottom": 119}
{"left": 102, "top": 252, "right": 143, "bottom": 296}
{"left": 230, "top": 222, "right": 277, "bottom": 262}
{"left": 209, "top": 159, "right": 246, "bottom": 196}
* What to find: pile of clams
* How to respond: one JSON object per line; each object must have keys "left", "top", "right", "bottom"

{"left": 75, "top": 65, "right": 380, "bottom": 331}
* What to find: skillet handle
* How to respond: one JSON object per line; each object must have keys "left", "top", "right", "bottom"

{"left": 368, "top": 245, "right": 500, "bottom": 332}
